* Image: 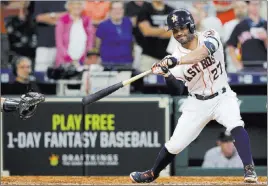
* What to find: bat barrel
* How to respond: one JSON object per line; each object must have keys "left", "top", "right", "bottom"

{"left": 82, "top": 70, "right": 152, "bottom": 106}
{"left": 82, "top": 82, "right": 123, "bottom": 105}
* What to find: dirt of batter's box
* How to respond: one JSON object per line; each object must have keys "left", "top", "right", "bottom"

{"left": 1, "top": 176, "right": 267, "bottom": 185}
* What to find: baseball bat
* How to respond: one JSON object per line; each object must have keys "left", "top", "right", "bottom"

{"left": 82, "top": 70, "right": 152, "bottom": 105}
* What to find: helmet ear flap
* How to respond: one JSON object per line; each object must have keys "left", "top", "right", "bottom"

{"left": 188, "top": 23, "right": 195, "bottom": 34}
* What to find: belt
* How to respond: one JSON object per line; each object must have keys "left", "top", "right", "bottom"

{"left": 189, "top": 87, "right": 226, "bottom": 100}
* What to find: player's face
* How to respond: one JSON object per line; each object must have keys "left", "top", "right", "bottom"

{"left": 172, "top": 26, "right": 194, "bottom": 45}
{"left": 17, "top": 60, "right": 31, "bottom": 80}
{"left": 220, "top": 141, "right": 235, "bottom": 158}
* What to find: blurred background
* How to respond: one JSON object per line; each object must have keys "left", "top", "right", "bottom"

{"left": 0, "top": 0, "right": 267, "bottom": 177}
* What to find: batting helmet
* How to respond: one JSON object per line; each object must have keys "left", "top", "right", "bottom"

{"left": 167, "top": 9, "right": 195, "bottom": 33}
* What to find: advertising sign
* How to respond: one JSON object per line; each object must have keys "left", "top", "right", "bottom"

{"left": 3, "top": 97, "right": 170, "bottom": 176}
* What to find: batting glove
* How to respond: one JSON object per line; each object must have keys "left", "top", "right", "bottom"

{"left": 158, "top": 55, "right": 178, "bottom": 69}
{"left": 151, "top": 64, "right": 171, "bottom": 77}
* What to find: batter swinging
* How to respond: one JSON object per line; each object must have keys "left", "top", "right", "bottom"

{"left": 130, "top": 9, "right": 257, "bottom": 183}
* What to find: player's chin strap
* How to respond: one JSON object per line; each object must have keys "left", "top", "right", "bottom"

{"left": 2, "top": 99, "right": 20, "bottom": 112}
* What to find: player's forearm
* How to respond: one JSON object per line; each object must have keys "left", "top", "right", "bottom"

{"left": 165, "top": 75, "right": 184, "bottom": 95}
{"left": 179, "top": 46, "right": 209, "bottom": 65}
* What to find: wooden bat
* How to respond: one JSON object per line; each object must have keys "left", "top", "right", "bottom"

{"left": 82, "top": 70, "right": 152, "bottom": 105}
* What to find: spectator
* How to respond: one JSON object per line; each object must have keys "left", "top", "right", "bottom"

{"left": 33, "top": 1, "right": 65, "bottom": 72}
{"left": 55, "top": 0, "right": 94, "bottom": 68}
{"left": 227, "top": 1, "right": 267, "bottom": 71}
{"left": 96, "top": 1, "right": 133, "bottom": 68}
{"left": 125, "top": 1, "right": 150, "bottom": 70}
{"left": 213, "top": 1, "right": 235, "bottom": 25}
{"left": 223, "top": 1, "right": 248, "bottom": 43}
{"left": 192, "top": 2, "right": 223, "bottom": 39}
{"left": 190, "top": 7, "right": 204, "bottom": 32}
{"left": 192, "top": 1, "right": 216, "bottom": 18}
{"left": 137, "top": 0, "right": 174, "bottom": 72}
{"left": 223, "top": 1, "right": 247, "bottom": 72}
{"left": 1, "top": 1, "right": 10, "bottom": 68}
{"left": 1, "top": 1, "right": 29, "bottom": 68}
{"left": 82, "top": 0, "right": 110, "bottom": 26}
{"left": 202, "top": 131, "right": 243, "bottom": 168}
{"left": 125, "top": 1, "right": 149, "bottom": 45}
{"left": 165, "top": 1, "right": 192, "bottom": 11}
{"left": 5, "top": 1, "right": 37, "bottom": 65}
{"left": 10, "top": 56, "right": 40, "bottom": 95}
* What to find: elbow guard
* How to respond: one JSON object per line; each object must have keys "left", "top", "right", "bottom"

{"left": 204, "top": 36, "right": 219, "bottom": 55}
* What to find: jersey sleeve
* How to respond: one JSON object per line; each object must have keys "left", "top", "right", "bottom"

{"left": 202, "top": 29, "right": 221, "bottom": 54}
{"left": 203, "top": 29, "right": 221, "bottom": 41}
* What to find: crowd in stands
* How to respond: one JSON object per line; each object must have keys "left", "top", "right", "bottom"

{"left": 1, "top": 0, "right": 267, "bottom": 92}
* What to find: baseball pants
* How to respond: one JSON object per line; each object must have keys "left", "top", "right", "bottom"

{"left": 165, "top": 88, "right": 244, "bottom": 154}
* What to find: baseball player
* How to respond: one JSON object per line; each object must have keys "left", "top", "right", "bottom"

{"left": 130, "top": 9, "right": 257, "bottom": 183}
{"left": 1, "top": 92, "right": 45, "bottom": 120}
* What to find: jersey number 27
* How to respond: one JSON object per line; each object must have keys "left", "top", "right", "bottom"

{"left": 211, "top": 62, "right": 223, "bottom": 80}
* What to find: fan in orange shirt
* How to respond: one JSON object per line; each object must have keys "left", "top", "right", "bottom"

{"left": 83, "top": 0, "right": 110, "bottom": 26}
{"left": 213, "top": 0, "right": 235, "bottom": 25}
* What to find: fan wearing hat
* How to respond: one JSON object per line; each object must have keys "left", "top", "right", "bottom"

{"left": 202, "top": 131, "right": 244, "bottom": 168}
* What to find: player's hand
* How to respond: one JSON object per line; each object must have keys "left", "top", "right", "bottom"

{"left": 151, "top": 63, "right": 171, "bottom": 77}
{"left": 158, "top": 55, "right": 178, "bottom": 69}
{"left": 19, "top": 92, "right": 45, "bottom": 120}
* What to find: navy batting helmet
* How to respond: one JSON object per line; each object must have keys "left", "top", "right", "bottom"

{"left": 167, "top": 9, "right": 195, "bottom": 33}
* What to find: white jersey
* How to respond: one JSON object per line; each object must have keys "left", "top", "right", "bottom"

{"left": 170, "top": 29, "right": 229, "bottom": 96}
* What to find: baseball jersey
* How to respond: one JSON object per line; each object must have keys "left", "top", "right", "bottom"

{"left": 170, "top": 29, "right": 229, "bottom": 96}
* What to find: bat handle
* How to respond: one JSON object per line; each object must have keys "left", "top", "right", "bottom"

{"left": 122, "top": 70, "right": 152, "bottom": 86}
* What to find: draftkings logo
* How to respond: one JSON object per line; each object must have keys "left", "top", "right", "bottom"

{"left": 49, "top": 154, "right": 59, "bottom": 166}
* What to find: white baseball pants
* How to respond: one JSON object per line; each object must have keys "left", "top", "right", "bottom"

{"left": 165, "top": 88, "right": 244, "bottom": 154}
